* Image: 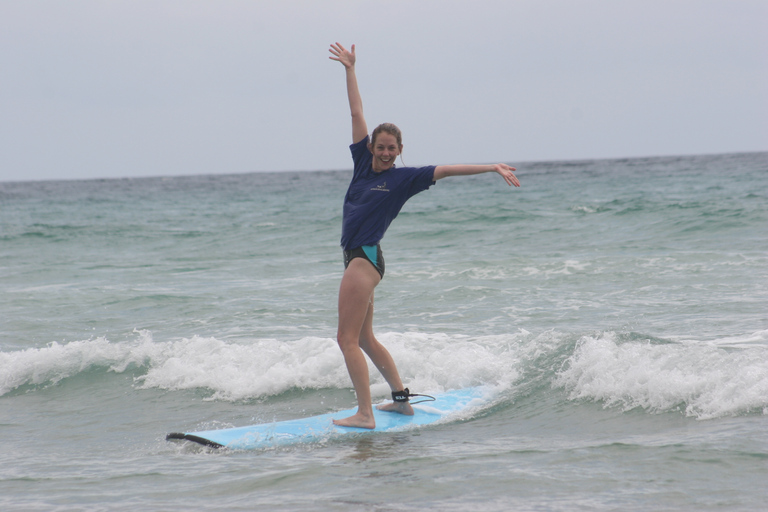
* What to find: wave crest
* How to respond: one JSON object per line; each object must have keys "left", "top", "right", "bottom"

{"left": 555, "top": 331, "right": 768, "bottom": 419}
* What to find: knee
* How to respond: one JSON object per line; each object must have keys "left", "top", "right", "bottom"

{"left": 336, "top": 332, "right": 359, "bottom": 354}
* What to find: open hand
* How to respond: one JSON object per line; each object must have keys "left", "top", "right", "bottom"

{"left": 329, "top": 42, "right": 356, "bottom": 69}
{"left": 493, "top": 164, "right": 520, "bottom": 187}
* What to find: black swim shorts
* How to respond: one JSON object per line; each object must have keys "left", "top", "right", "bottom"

{"left": 343, "top": 244, "right": 385, "bottom": 279}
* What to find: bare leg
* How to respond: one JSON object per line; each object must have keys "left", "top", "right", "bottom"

{"left": 358, "top": 294, "right": 414, "bottom": 416}
{"left": 333, "top": 258, "right": 381, "bottom": 429}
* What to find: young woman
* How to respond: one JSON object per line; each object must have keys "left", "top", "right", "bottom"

{"left": 329, "top": 42, "right": 519, "bottom": 429}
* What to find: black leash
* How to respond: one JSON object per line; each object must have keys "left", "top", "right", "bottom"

{"left": 391, "top": 388, "right": 436, "bottom": 405}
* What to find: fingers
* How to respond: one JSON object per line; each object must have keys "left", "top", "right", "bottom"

{"left": 328, "top": 42, "right": 343, "bottom": 60}
{"left": 329, "top": 43, "right": 357, "bottom": 70}
{"left": 495, "top": 164, "right": 520, "bottom": 187}
{"left": 329, "top": 42, "right": 351, "bottom": 61}
{"left": 329, "top": 42, "right": 345, "bottom": 54}
{"left": 506, "top": 169, "right": 520, "bottom": 187}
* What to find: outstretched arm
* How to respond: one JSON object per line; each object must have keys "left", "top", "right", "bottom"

{"left": 434, "top": 164, "right": 520, "bottom": 187}
{"left": 329, "top": 42, "right": 368, "bottom": 144}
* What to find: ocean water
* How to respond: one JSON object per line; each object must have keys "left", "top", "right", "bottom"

{"left": 1, "top": 151, "right": 767, "bottom": 511}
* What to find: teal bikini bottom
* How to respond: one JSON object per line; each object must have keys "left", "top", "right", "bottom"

{"left": 343, "top": 244, "right": 385, "bottom": 279}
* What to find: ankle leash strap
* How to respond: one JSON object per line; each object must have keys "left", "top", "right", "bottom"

{"left": 391, "top": 388, "right": 436, "bottom": 405}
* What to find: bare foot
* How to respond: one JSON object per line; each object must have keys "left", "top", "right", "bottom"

{"left": 376, "top": 401, "right": 414, "bottom": 416}
{"left": 333, "top": 411, "right": 375, "bottom": 429}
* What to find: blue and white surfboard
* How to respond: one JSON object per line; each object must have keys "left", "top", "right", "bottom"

{"left": 167, "top": 387, "right": 488, "bottom": 450}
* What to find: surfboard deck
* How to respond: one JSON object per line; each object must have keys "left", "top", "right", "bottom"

{"left": 166, "top": 387, "right": 488, "bottom": 450}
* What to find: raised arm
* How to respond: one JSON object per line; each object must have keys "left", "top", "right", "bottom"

{"left": 329, "top": 43, "right": 368, "bottom": 144}
{"left": 434, "top": 164, "right": 520, "bottom": 187}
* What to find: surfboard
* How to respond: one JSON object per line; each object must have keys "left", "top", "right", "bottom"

{"left": 166, "top": 387, "right": 488, "bottom": 450}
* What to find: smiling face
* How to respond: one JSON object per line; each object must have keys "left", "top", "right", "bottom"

{"left": 368, "top": 123, "right": 403, "bottom": 173}
{"left": 369, "top": 132, "right": 401, "bottom": 172}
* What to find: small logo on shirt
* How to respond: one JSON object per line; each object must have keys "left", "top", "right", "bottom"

{"left": 370, "top": 182, "right": 389, "bottom": 192}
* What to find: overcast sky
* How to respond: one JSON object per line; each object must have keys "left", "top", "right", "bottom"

{"left": 1, "top": 0, "right": 766, "bottom": 182}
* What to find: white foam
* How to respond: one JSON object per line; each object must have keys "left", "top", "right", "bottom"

{"left": 1, "top": 330, "right": 528, "bottom": 401}
{"left": 366, "top": 332, "right": 523, "bottom": 397}
{"left": 136, "top": 335, "right": 348, "bottom": 400}
{"left": 555, "top": 331, "right": 768, "bottom": 419}
{"left": 0, "top": 332, "right": 161, "bottom": 395}
{"left": 8, "top": 329, "right": 765, "bottom": 419}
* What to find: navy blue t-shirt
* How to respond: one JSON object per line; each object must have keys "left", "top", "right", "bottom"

{"left": 341, "top": 136, "right": 436, "bottom": 250}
